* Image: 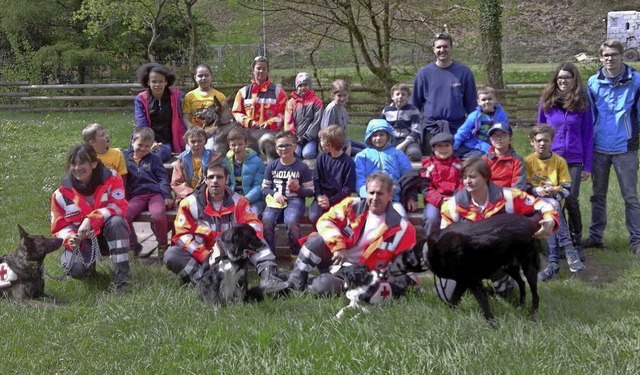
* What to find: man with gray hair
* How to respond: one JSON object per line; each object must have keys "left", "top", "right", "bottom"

{"left": 286, "top": 173, "right": 418, "bottom": 294}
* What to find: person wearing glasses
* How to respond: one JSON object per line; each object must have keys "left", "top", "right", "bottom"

{"left": 538, "top": 62, "right": 593, "bottom": 258}
{"left": 232, "top": 56, "right": 288, "bottom": 131}
{"left": 453, "top": 86, "right": 508, "bottom": 160}
{"left": 411, "top": 33, "right": 477, "bottom": 155}
{"left": 482, "top": 123, "right": 527, "bottom": 191}
{"left": 585, "top": 40, "right": 640, "bottom": 257}
{"left": 261, "top": 131, "right": 315, "bottom": 256}
{"left": 164, "top": 161, "right": 290, "bottom": 294}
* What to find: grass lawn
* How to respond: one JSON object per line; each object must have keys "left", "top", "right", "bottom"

{"left": 1, "top": 111, "right": 639, "bottom": 374}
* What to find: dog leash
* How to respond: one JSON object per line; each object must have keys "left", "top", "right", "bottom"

{"left": 43, "top": 233, "right": 102, "bottom": 281}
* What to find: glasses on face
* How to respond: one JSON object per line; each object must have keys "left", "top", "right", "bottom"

{"left": 556, "top": 76, "right": 574, "bottom": 82}
{"left": 490, "top": 133, "right": 509, "bottom": 140}
{"left": 602, "top": 52, "right": 621, "bottom": 59}
{"left": 276, "top": 143, "right": 293, "bottom": 150}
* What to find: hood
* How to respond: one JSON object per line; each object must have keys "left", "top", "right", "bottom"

{"left": 364, "top": 119, "right": 395, "bottom": 148}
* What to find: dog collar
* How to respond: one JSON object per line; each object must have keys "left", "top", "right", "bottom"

{"left": 0, "top": 262, "right": 18, "bottom": 289}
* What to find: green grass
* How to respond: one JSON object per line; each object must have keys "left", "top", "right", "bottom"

{"left": 1, "top": 111, "right": 640, "bottom": 373}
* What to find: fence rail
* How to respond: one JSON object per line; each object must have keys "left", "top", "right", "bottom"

{"left": 0, "top": 82, "right": 544, "bottom": 125}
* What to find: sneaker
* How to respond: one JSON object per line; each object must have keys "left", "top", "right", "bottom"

{"left": 538, "top": 262, "right": 559, "bottom": 281}
{"left": 577, "top": 247, "right": 586, "bottom": 262}
{"left": 566, "top": 248, "right": 585, "bottom": 272}
{"left": 630, "top": 244, "right": 640, "bottom": 258}
{"left": 582, "top": 238, "right": 604, "bottom": 249}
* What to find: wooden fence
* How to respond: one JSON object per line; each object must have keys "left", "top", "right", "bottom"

{"left": 0, "top": 81, "right": 543, "bottom": 125}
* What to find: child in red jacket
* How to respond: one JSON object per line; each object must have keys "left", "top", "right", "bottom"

{"left": 419, "top": 132, "right": 463, "bottom": 237}
{"left": 284, "top": 72, "right": 323, "bottom": 160}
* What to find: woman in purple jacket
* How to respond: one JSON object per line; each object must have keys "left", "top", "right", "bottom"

{"left": 538, "top": 62, "right": 594, "bottom": 254}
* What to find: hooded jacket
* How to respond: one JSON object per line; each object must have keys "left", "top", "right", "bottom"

{"left": 226, "top": 148, "right": 265, "bottom": 206}
{"left": 354, "top": 119, "right": 413, "bottom": 201}
{"left": 587, "top": 63, "right": 640, "bottom": 153}
{"left": 454, "top": 104, "right": 508, "bottom": 154}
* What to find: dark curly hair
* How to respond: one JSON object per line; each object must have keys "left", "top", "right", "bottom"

{"left": 136, "top": 63, "right": 176, "bottom": 88}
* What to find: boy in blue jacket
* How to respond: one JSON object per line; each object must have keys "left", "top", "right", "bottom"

{"left": 453, "top": 86, "right": 508, "bottom": 159}
{"left": 124, "top": 127, "right": 174, "bottom": 259}
{"left": 355, "top": 119, "right": 413, "bottom": 204}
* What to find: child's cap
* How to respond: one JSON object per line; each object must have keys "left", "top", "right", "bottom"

{"left": 429, "top": 132, "right": 454, "bottom": 146}
{"left": 487, "top": 122, "right": 512, "bottom": 136}
{"left": 295, "top": 72, "right": 312, "bottom": 88}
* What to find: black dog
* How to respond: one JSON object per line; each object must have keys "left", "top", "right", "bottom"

{"left": 425, "top": 213, "right": 543, "bottom": 325}
{"left": 0, "top": 225, "right": 63, "bottom": 306}
{"left": 197, "top": 224, "right": 265, "bottom": 311}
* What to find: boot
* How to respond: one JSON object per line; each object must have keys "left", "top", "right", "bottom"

{"left": 157, "top": 245, "right": 167, "bottom": 260}
{"left": 259, "top": 265, "right": 290, "bottom": 295}
{"left": 286, "top": 266, "right": 309, "bottom": 291}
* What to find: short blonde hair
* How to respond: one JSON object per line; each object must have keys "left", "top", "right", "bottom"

{"left": 82, "top": 123, "right": 104, "bottom": 142}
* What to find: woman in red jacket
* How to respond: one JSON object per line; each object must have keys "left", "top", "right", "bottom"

{"left": 51, "top": 144, "right": 131, "bottom": 293}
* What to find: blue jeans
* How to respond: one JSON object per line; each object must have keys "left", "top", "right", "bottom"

{"left": 262, "top": 197, "right": 306, "bottom": 255}
{"left": 545, "top": 199, "right": 573, "bottom": 263}
{"left": 422, "top": 203, "right": 441, "bottom": 238}
{"left": 295, "top": 139, "right": 318, "bottom": 160}
{"left": 565, "top": 163, "right": 584, "bottom": 245}
{"left": 589, "top": 151, "right": 640, "bottom": 246}
{"left": 308, "top": 199, "right": 327, "bottom": 226}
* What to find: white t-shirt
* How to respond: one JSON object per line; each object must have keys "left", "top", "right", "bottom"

{"left": 346, "top": 211, "right": 386, "bottom": 262}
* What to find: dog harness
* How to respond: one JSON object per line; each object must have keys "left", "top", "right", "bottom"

{"left": 0, "top": 262, "right": 18, "bottom": 289}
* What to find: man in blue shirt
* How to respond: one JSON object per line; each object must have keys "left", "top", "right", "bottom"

{"left": 411, "top": 33, "right": 477, "bottom": 155}
{"left": 585, "top": 40, "right": 640, "bottom": 256}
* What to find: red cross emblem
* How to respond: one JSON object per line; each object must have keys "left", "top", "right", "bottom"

{"left": 380, "top": 284, "right": 391, "bottom": 299}
{"left": 0, "top": 264, "right": 7, "bottom": 281}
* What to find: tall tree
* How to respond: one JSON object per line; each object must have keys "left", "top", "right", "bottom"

{"left": 176, "top": 0, "right": 199, "bottom": 73}
{"left": 478, "top": 0, "right": 504, "bottom": 88}
{"left": 76, "top": 0, "right": 171, "bottom": 62}
{"left": 252, "top": 0, "right": 437, "bottom": 90}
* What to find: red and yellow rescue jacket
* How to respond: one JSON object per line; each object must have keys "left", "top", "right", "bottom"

{"left": 314, "top": 197, "right": 416, "bottom": 271}
{"left": 172, "top": 185, "right": 263, "bottom": 263}
{"left": 50, "top": 166, "right": 128, "bottom": 251}
{"left": 232, "top": 79, "right": 287, "bottom": 131}
{"left": 440, "top": 182, "right": 559, "bottom": 229}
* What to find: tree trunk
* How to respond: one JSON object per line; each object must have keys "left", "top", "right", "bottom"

{"left": 183, "top": 0, "right": 198, "bottom": 73}
{"left": 479, "top": 0, "right": 504, "bottom": 89}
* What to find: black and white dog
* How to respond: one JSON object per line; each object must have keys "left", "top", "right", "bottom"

{"left": 330, "top": 251, "right": 429, "bottom": 319}
{"left": 331, "top": 263, "right": 394, "bottom": 319}
{"left": 197, "top": 224, "right": 264, "bottom": 310}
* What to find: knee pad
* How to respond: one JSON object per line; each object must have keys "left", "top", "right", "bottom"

{"left": 434, "top": 277, "right": 457, "bottom": 304}
{"left": 308, "top": 273, "right": 345, "bottom": 295}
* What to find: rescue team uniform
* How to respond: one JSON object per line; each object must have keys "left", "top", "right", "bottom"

{"left": 51, "top": 165, "right": 130, "bottom": 285}
{"left": 163, "top": 185, "right": 279, "bottom": 284}
{"left": 232, "top": 79, "right": 287, "bottom": 131}
{"left": 287, "top": 197, "right": 418, "bottom": 295}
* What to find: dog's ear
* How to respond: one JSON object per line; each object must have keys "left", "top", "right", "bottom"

{"left": 17, "top": 224, "right": 28, "bottom": 239}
